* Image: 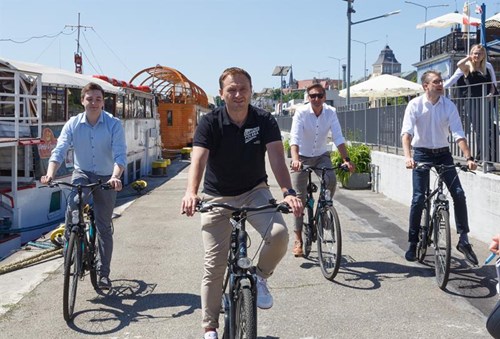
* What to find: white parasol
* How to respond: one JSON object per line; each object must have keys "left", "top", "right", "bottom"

{"left": 338, "top": 74, "right": 423, "bottom": 98}
{"left": 416, "top": 12, "right": 480, "bottom": 29}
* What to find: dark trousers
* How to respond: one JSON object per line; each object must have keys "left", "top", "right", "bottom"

{"left": 408, "top": 149, "right": 470, "bottom": 243}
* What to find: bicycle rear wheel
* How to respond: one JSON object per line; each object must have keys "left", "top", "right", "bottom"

{"left": 302, "top": 205, "right": 314, "bottom": 258}
{"left": 433, "top": 208, "right": 451, "bottom": 290}
{"left": 63, "top": 231, "right": 81, "bottom": 322}
{"left": 235, "top": 284, "right": 257, "bottom": 339}
{"left": 316, "top": 206, "right": 342, "bottom": 281}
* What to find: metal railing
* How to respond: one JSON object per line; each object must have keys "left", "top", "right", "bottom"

{"left": 275, "top": 83, "right": 500, "bottom": 167}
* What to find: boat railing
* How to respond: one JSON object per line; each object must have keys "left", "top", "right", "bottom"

{"left": 0, "top": 66, "right": 43, "bottom": 143}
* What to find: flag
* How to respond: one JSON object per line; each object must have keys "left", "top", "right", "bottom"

{"left": 475, "top": 4, "right": 482, "bottom": 14}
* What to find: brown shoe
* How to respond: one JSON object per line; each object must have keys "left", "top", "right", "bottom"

{"left": 293, "top": 240, "right": 303, "bottom": 257}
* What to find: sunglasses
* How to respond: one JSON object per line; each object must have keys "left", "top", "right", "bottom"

{"left": 309, "top": 93, "right": 324, "bottom": 99}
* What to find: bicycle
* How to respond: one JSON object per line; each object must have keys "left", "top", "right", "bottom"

{"left": 42, "top": 180, "right": 111, "bottom": 322}
{"left": 196, "top": 199, "right": 290, "bottom": 339}
{"left": 414, "top": 162, "right": 474, "bottom": 290}
{"left": 301, "top": 164, "right": 346, "bottom": 281}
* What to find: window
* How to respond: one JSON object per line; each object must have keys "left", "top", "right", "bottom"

{"left": 67, "top": 88, "right": 83, "bottom": 118}
{"left": 167, "top": 110, "right": 173, "bottom": 126}
{"left": 43, "top": 86, "right": 65, "bottom": 122}
{"left": 49, "top": 191, "right": 62, "bottom": 213}
{"left": 116, "top": 95, "right": 124, "bottom": 119}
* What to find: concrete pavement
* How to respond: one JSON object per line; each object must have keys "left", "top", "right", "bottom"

{"left": 0, "top": 156, "right": 498, "bottom": 338}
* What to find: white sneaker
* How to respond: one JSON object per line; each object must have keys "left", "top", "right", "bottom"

{"left": 204, "top": 330, "right": 217, "bottom": 339}
{"left": 256, "top": 275, "right": 273, "bottom": 309}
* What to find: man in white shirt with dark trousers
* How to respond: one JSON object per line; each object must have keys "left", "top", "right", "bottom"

{"left": 289, "top": 83, "right": 354, "bottom": 257}
{"left": 401, "top": 70, "right": 478, "bottom": 265}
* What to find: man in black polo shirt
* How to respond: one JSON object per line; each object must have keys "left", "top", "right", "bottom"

{"left": 181, "top": 67, "right": 303, "bottom": 339}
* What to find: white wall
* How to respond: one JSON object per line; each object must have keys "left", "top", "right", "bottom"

{"left": 372, "top": 151, "right": 500, "bottom": 245}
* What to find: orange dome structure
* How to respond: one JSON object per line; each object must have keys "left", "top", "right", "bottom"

{"left": 130, "top": 65, "right": 210, "bottom": 153}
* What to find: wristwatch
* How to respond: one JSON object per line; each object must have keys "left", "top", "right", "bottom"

{"left": 466, "top": 156, "right": 474, "bottom": 162}
{"left": 283, "top": 188, "right": 297, "bottom": 198}
{"left": 344, "top": 157, "right": 351, "bottom": 162}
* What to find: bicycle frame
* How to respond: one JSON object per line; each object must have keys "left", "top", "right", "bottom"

{"left": 197, "top": 200, "right": 289, "bottom": 339}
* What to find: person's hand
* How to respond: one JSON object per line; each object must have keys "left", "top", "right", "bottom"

{"left": 467, "top": 159, "right": 477, "bottom": 171}
{"left": 405, "top": 157, "right": 415, "bottom": 169}
{"left": 344, "top": 160, "right": 355, "bottom": 173}
{"left": 40, "top": 175, "right": 52, "bottom": 185}
{"left": 283, "top": 195, "right": 303, "bottom": 217}
{"left": 489, "top": 234, "right": 500, "bottom": 256}
{"left": 181, "top": 192, "right": 199, "bottom": 217}
{"left": 290, "top": 159, "right": 302, "bottom": 172}
{"left": 107, "top": 176, "right": 123, "bottom": 192}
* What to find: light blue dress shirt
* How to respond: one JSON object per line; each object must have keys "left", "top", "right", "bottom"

{"left": 50, "top": 111, "right": 127, "bottom": 176}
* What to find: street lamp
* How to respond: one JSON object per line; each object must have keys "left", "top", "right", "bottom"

{"left": 328, "top": 56, "right": 346, "bottom": 89}
{"left": 345, "top": 0, "right": 400, "bottom": 106}
{"left": 351, "top": 39, "right": 378, "bottom": 80}
{"left": 310, "top": 69, "right": 329, "bottom": 79}
{"left": 272, "top": 66, "right": 291, "bottom": 115}
{"left": 405, "top": 1, "right": 448, "bottom": 46}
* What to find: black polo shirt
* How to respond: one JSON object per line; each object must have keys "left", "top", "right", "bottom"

{"left": 193, "top": 105, "right": 281, "bottom": 196}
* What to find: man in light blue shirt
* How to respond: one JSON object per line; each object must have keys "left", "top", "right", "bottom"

{"left": 41, "top": 82, "right": 126, "bottom": 289}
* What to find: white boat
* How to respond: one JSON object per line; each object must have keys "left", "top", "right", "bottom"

{"left": 0, "top": 58, "right": 162, "bottom": 258}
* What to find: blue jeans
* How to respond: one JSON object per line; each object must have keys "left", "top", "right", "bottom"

{"left": 408, "top": 149, "right": 469, "bottom": 243}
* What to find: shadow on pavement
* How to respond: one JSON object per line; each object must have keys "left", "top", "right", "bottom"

{"left": 68, "top": 278, "right": 200, "bottom": 335}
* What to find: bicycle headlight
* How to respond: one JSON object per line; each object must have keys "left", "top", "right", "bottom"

{"left": 237, "top": 257, "right": 252, "bottom": 269}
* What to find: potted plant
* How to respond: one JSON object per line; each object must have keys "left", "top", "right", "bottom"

{"left": 331, "top": 142, "right": 371, "bottom": 189}
{"left": 283, "top": 138, "right": 292, "bottom": 158}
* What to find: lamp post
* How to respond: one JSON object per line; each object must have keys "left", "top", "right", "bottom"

{"left": 351, "top": 39, "right": 378, "bottom": 80}
{"left": 345, "top": 0, "right": 400, "bottom": 106}
{"left": 404, "top": 1, "right": 448, "bottom": 46}
{"left": 328, "top": 56, "right": 346, "bottom": 89}
{"left": 271, "top": 66, "right": 291, "bottom": 115}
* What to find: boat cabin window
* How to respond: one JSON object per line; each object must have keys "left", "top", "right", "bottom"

{"left": 145, "top": 98, "right": 152, "bottom": 118}
{"left": 104, "top": 93, "right": 115, "bottom": 115}
{"left": 67, "top": 88, "right": 83, "bottom": 118}
{"left": 43, "top": 86, "right": 65, "bottom": 122}
{"left": 49, "top": 190, "right": 62, "bottom": 213}
{"left": 116, "top": 95, "right": 124, "bottom": 119}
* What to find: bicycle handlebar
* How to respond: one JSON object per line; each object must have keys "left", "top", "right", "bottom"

{"left": 40, "top": 180, "right": 112, "bottom": 190}
{"left": 301, "top": 164, "right": 349, "bottom": 172}
{"left": 414, "top": 162, "right": 474, "bottom": 174}
{"left": 196, "top": 199, "right": 291, "bottom": 214}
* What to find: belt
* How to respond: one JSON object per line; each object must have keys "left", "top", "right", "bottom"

{"left": 413, "top": 147, "right": 450, "bottom": 154}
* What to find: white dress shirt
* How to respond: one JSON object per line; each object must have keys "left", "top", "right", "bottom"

{"left": 401, "top": 94, "right": 465, "bottom": 148}
{"left": 290, "top": 103, "right": 345, "bottom": 157}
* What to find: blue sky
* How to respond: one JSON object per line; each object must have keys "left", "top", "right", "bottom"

{"left": 1, "top": 0, "right": 498, "bottom": 97}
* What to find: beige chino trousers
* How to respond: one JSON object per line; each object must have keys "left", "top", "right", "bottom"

{"left": 200, "top": 182, "right": 289, "bottom": 329}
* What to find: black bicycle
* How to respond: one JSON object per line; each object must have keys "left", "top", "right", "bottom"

{"left": 43, "top": 180, "right": 111, "bottom": 322}
{"left": 414, "top": 162, "right": 474, "bottom": 290}
{"left": 197, "top": 199, "right": 290, "bottom": 339}
{"left": 301, "top": 165, "right": 346, "bottom": 281}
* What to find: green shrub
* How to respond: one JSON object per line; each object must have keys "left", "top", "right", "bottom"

{"left": 331, "top": 143, "right": 371, "bottom": 186}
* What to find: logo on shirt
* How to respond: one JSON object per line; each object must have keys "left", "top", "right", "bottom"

{"left": 244, "top": 127, "right": 260, "bottom": 144}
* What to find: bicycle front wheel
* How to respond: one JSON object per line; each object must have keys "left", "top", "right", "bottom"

{"left": 63, "top": 231, "right": 82, "bottom": 322}
{"left": 433, "top": 208, "right": 451, "bottom": 290}
{"left": 235, "top": 285, "right": 257, "bottom": 339}
{"left": 417, "top": 206, "right": 428, "bottom": 263}
{"left": 316, "top": 205, "right": 342, "bottom": 281}
{"left": 87, "top": 220, "right": 99, "bottom": 291}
